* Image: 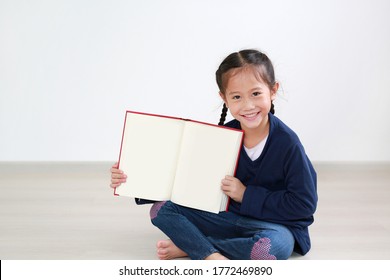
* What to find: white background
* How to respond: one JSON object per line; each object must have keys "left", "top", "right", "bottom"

{"left": 1, "top": 0, "right": 389, "bottom": 162}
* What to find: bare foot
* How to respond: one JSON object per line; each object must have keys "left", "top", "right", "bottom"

{"left": 156, "top": 240, "right": 188, "bottom": 260}
{"left": 205, "top": 252, "right": 229, "bottom": 260}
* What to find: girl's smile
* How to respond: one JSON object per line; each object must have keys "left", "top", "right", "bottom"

{"left": 241, "top": 111, "right": 261, "bottom": 121}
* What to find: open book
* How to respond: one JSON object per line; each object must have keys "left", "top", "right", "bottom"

{"left": 114, "top": 111, "right": 243, "bottom": 213}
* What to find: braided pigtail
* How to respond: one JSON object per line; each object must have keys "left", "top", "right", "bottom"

{"left": 270, "top": 101, "right": 275, "bottom": 114}
{"left": 218, "top": 103, "right": 228, "bottom": 126}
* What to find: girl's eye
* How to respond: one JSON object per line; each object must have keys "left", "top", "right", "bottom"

{"left": 232, "top": 95, "right": 241, "bottom": 100}
{"left": 253, "top": 91, "right": 262, "bottom": 97}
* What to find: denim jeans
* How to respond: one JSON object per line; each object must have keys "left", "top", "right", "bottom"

{"left": 150, "top": 201, "right": 294, "bottom": 260}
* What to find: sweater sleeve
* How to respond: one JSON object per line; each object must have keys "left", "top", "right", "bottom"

{"left": 239, "top": 142, "right": 317, "bottom": 222}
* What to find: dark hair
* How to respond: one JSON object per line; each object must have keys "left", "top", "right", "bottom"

{"left": 216, "top": 49, "right": 276, "bottom": 125}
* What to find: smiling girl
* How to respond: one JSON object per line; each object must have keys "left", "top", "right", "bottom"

{"left": 110, "top": 49, "right": 318, "bottom": 260}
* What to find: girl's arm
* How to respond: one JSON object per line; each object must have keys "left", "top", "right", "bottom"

{"left": 240, "top": 144, "right": 317, "bottom": 222}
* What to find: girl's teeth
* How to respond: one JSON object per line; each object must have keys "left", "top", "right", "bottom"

{"left": 245, "top": 113, "right": 257, "bottom": 117}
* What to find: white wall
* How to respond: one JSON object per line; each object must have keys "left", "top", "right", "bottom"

{"left": 1, "top": 0, "right": 389, "bottom": 162}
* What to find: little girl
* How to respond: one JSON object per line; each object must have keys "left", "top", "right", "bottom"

{"left": 110, "top": 49, "right": 317, "bottom": 260}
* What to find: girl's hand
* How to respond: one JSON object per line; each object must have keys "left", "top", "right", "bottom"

{"left": 221, "top": 176, "right": 246, "bottom": 203}
{"left": 110, "top": 162, "right": 127, "bottom": 188}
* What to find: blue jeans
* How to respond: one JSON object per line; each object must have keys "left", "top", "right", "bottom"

{"left": 150, "top": 201, "right": 294, "bottom": 260}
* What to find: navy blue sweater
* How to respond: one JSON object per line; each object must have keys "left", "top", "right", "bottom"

{"left": 225, "top": 113, "right": 317, "bottom": 255}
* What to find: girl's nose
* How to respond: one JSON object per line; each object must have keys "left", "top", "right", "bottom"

{"left": 243, "top": 98, "right": 255, "bottom": 109}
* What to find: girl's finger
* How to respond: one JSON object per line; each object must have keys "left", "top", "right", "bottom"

{"left": 110, "top": 183, "right": 120, "bottom": 188}
{"left": 221, "top": 179, "right": 232, "bottom": 186}
{"left": 111, "top": 173, "right": 126, "bottom": 179}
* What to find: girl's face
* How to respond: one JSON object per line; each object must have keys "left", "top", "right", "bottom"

{"left": 220, "top": 67, "right": 278, "bottom": 132}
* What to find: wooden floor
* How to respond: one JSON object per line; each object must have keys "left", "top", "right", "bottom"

{"left": 0, "top": 162, "right": 389, "bottom": 260}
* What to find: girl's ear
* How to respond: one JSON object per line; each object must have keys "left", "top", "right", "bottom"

{"left": 271, "top": 82, "right": 279, "bottom": 101}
